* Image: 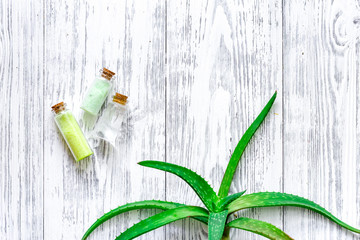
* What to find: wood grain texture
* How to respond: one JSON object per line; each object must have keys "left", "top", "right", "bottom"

{"left": 1, "top": 0, "right": 360, "bottom": 239}
{"left": 166, "top": 0, "right": 282, "bottom": 239}
{"left": 283, "top": 0, "right": 360, "bottom": 239}
{"left": 43, "top": 0, "right": 165, "bottom": 239}
{"left": 0, "top": 0, "right": 44, "bottom": 239}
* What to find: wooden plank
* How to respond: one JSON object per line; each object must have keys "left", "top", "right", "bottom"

{"left": 357, "top": 37, "right": 360, "bottom": 239}
{"left": 166, "top": 0, "right": 283, "bottom": 239}
{"left": 43, "top": 0, "right": 166, "bottom": 239}
{"left": 0, "top": 0, "right": 44, "bottom": 239}
{"left": 2, "top": 1, "right": 359, "bottom": 239}
{"left": 283, "top": 0, "right": 360, "bottom": 239}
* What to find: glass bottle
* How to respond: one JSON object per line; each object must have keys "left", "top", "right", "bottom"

{"left": 81, "top": 68, "right": 115, "bottom": 115}
{"left": 93, "top": 93, "right": 128, "bottom": 146}
{"left": 52, "top": 102, "right": 93, "bottom": 161}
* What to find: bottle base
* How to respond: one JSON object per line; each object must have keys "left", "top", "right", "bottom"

{"left": 80, "top": 106, "right": 98, "bottom": 116}
{"left": 76, "top": 151, "right": 94, "bottom": 161}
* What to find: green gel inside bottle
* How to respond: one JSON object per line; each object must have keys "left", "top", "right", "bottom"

{"left": 81, "top": 68, "right": 115, "bottom": 115}
{"left": 52, "top": 102, "right": 93, "bottom": 161}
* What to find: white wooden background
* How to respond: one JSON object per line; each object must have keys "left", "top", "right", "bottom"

{"left": 1, "top": 0, "right": 359, "bottom": 239}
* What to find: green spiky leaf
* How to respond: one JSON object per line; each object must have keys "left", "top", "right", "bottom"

{"left": 218, "top": 92, "right": 277, "bottom": 198}
{"left": 82, "top": 200, "right": 207, "bottom": 240}
{"left": 139, "top": 161, "right": 218, "bottom": 211}
{"left": 208, "top": 210, "right": 228, "bottom": 240}
{"left": 218, "top": 190, "right": 246, "bottom": 210}
{"left": 115, "top": 206, "right": 209, "bottom": 240}
{"left": 227, "top": 217, "right": 293, "bottom": 240}
{"left": 227, "top": 192, "right": 360, "bottom": 234}
{"left": 82, "top": 92, "right": 360, "bottom": 239}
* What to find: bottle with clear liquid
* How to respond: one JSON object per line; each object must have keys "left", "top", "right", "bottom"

{"left": 52, "top": 102, "right": 93, "bottom": 161}
{"left": 81, "top": 68, "right": 115, "bottom": 115}
{"left": 93, "top": 93, "right": 128, "bottom": 146}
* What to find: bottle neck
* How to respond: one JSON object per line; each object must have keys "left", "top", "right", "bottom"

{"left": 100, "top": 68, "right": 116, "bottom": 81}
{"left": 112, "top": 93, "right": 128, "bottom": 105}
{"left": 51, "top": 102, "right": 67, "bottom": 114}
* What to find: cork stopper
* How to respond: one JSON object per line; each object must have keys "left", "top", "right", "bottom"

{"left": 51, "top": 102, "right": 66, "bottom": 114}
{"left": 113, "top": 93, "right": 128, "bottom": 105}
{"left": 101, "top": 68, "right": 116, "bottom": 80}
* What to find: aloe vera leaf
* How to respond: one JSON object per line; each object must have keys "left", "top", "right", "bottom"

{"left": 208, "top": 210, "right": 228, "bottom": 240}
{"left": 227, "top": 217, "right": 293, "bottom": 240}
{"left": 227, "top": 192, "right": 360, "bottom": 234}
{"left": 218, "top": 190, "right": 246, "bottom": 210}
{"left": 81, "top": 200, "right": 207, "bottom": 240}
{"left": 115, "top": 206, "right": 209, "bottom": 240}
{"left": 139, "top": 161, "right": 218, "bottom": 211}
{"left": 218, "top": 92, "right": 277, "bottom": 198}
{"left": 221, "top": 227, "right": 230, "bottom": 240}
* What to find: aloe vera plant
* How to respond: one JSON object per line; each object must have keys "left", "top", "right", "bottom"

{"left": 82, "top": 91, "right": 360, "bottom": 240}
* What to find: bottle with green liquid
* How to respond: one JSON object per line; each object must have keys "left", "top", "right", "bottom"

{"left": 81, "top": 68, "right": 115, "bottom": 115}
{"left": 52, "top": 102, "right": 93, "bottom": 161}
